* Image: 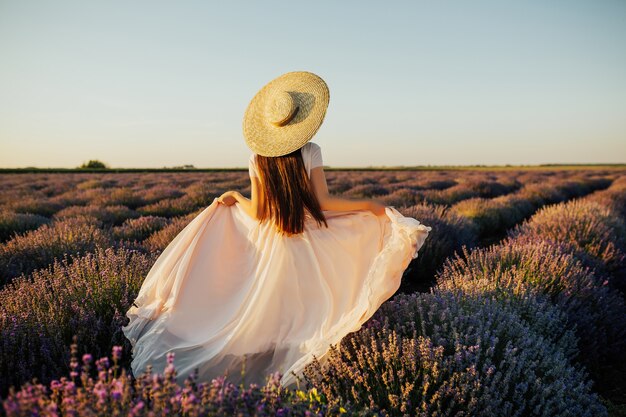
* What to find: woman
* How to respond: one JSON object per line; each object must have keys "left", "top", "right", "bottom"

{"left": 122, "top": 71, "right": 431, "bottom": 388}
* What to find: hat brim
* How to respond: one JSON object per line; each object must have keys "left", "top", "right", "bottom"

{"left": 243, "top": 71, "right": 330, "bottom": 157}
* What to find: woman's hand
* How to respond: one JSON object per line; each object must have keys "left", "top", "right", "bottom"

{"left": 368, "top": 201, "right": 387, "bottom": 217}
{"left": 217, "top": 191, "right": 239, "bottom": 206}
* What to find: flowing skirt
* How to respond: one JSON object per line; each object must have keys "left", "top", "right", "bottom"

{"left": 122, "top": 198, "right": 431, "bottom": 387}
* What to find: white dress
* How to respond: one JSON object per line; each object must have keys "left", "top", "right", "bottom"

{"left": 122, "top": 142, "right": 431, "bottom": 387}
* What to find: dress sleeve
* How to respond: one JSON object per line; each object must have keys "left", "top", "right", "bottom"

{"left": 310, "top": 142, "right": 323, "bottom": 169}
{"left": 248, "top": 154, "right": 258, "bottom": 178}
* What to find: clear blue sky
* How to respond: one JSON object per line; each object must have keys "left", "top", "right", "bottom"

{"left": 1, "top": 0, "right": 625, "bottom": 168}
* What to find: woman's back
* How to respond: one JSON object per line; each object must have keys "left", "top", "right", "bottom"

{"left": 247, "top": 142, "right": 328, "bottom": 236}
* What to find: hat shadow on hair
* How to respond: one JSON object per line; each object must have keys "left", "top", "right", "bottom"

{"left": 285, "top": 91, "right": 315, "bottom": 126}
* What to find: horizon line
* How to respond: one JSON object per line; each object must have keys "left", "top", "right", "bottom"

{"left": 1, "top": 162, "right": 625, "bottom": 173}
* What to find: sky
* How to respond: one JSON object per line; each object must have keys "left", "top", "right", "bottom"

{"left": 0, "top": 0, "right": 625, "bottom": 168}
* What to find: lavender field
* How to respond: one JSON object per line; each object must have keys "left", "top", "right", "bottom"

{"left": 1, "top": 168, "right": 625, "bottom": 416}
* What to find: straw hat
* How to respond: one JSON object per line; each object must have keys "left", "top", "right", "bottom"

{"left": 243, "top": 71, "right": 330, "bottom": 157}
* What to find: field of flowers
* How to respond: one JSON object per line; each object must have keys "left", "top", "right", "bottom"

{"left": 1, "top": 168, "right": 625, "bottom": 416}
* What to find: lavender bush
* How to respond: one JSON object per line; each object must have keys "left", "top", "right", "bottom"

{"left": 184, "top": 181, "right": 227, "bottom": 207}
{"left": 303, "top": 290, "right": 606, "bottom": 416}
{"left": 6, "top": 196, "right": 64, "bottom": 217}
{"left": 0, "top": 210, "right": 49, "bottom": 242}
{"left": 142, "top": 209, "right": 203, "bottom": 252}
{"left": 378, "top": 188, "right": 420, "bottom": 208}
{"left": 584, "top": 179, "right": 626, "bottom": 218}
{"left": 2, "top": 338, "right": 354, "bottom": 416}
{"left": 507, "top": 198, "right": 626, "bottom": 274}
{"left": 138, "top": 185, "right": 185, "bottom": 204}
{"left": 112, "top": 216, "right": 170, "bottom": 241}
{"left": 75, "top": 178, "right": 117, "bottom": 190}
{"left": 463, "top": 178, "right": 521, "bottom": 198}
{"left": 0, "top": 217, "right": 112, "bottom": 284}
{"left": 89, "top": 187, "right": 145, "bottom": 209}
{"left": 580, "top": 177, "right": 626, "bottom": 295}
{"left": 416, "top": 177, "right": 520, "bottom": 206}
{"left": 136, "top": 196, "right": 198, "bottom": 218}
{"left": 450, "top": 195, "right": 534, "bottom": 238}
{"left": 0, "top": 247, "right": 155, "bottom": 397}
{"left": 435, "top": 240, "right": 626, "bottom": 394}
{"left": 420, "top": 179, "right": 457, "bottom": 190}
{"left": 343, "top": 184, "right": 390, "bottom": 199}
{"left": 53, "top": 204, "right": 139, "bottom": 226}
{"left": 417, "top": 183, "right": 477, "bottom": 205}
{"left": 397, "top": 202, "right": 478, "bottom": 293}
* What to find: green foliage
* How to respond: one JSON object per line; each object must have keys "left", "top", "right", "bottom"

{"left": 79, "top": 160, "right": 108, "bottom": 169}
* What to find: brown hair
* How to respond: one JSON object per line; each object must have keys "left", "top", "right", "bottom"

{"left": 255, "top": 148, "right": 328, "bottom": 236}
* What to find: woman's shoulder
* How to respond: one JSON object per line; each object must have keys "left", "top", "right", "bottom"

{"left": 306, "top": 142, "right": 323, "bottom": 168}
{"left": 302, "top": 141, "right": 321, "bottom": 153}
{"left": 248, "top": 153, "right": 258, "bottom": 178}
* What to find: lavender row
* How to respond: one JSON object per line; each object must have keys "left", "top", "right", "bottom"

{"left": 450, "top": 175, "right": 612, "bottom": 239}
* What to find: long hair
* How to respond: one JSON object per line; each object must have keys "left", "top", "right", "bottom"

{"left": 255, "top": 148, "right": 328, "bottom": 236}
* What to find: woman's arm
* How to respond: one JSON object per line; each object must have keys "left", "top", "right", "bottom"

{"left": 232, "top": 192, "right": 256, "bottom": 219}
{"left": 310, "top": 167, "right": 386, "bottom": 215}
{"left": 217, "top": 176, "right": 261, "bottom": 220}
